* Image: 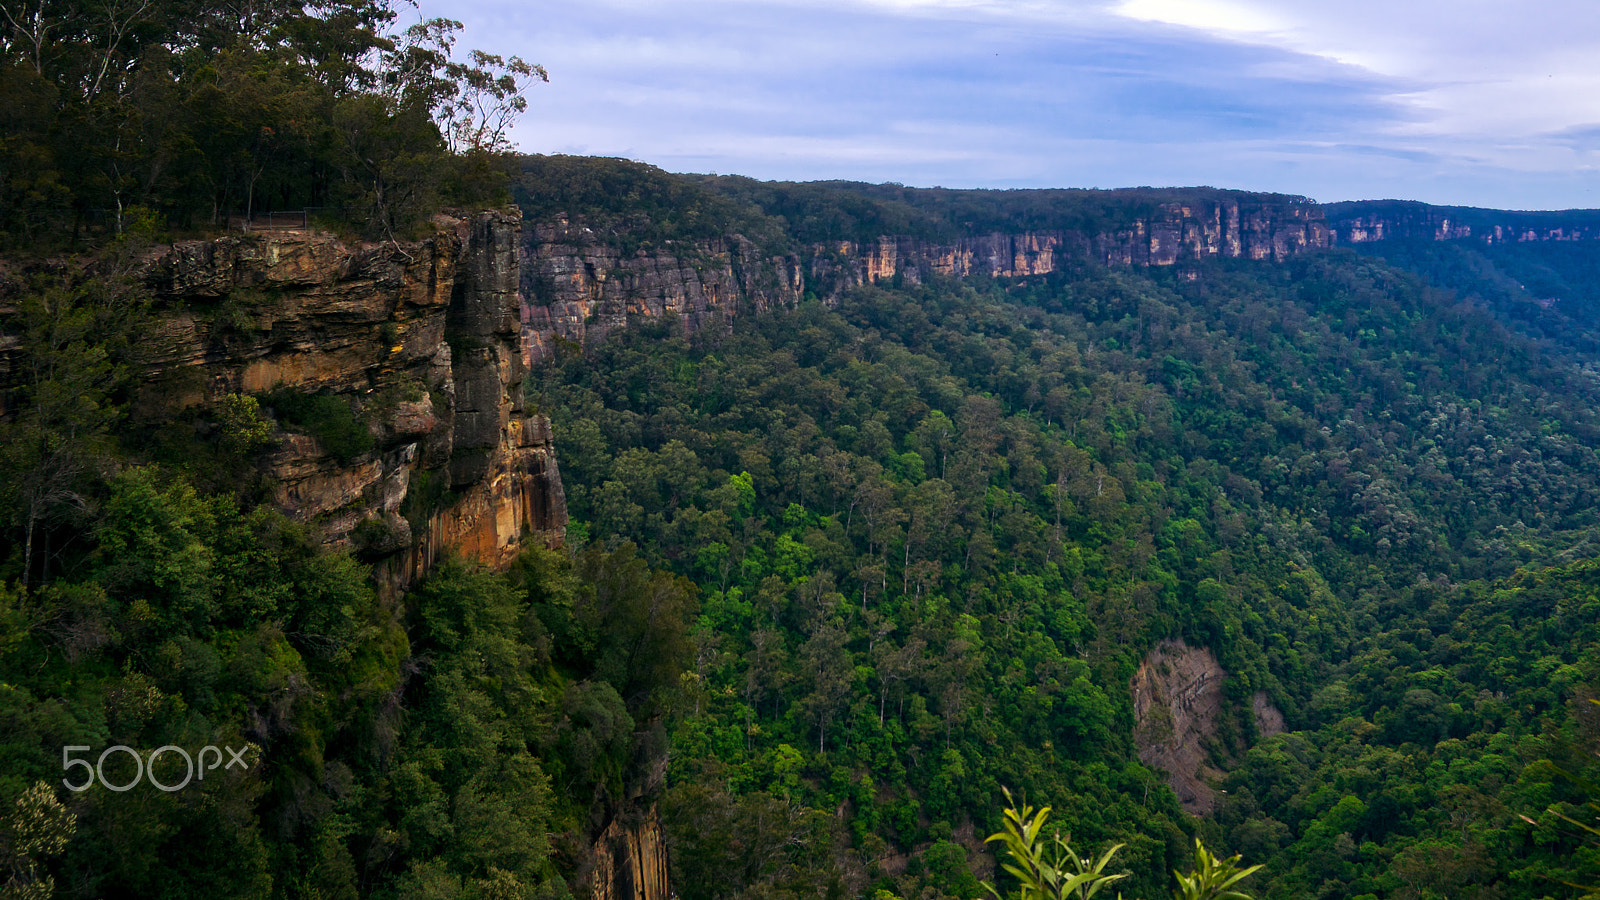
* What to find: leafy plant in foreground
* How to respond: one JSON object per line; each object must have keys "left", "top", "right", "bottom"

{"left": 1170, "top": 840, "right": 1263, "bottom": 900}
{"left": 984, "top": 789, "right": 1260, "bottom": 900}
{"left": 983, "top": 789, "right": 1128, "bottom": 900}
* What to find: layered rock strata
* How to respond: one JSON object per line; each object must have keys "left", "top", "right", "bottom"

{"left": 136, "top": 210, "right": 565, "bottom": 588}
{"left": 1326, "top": 201, "right": 1600, "bottom": 245}
{"left": 523, "top": 197, "right": 1328, "bottom": 363}
{"left": 819, "top": 197, "right": 1328, "bottom": 286}
{"left": 522, "top": 218, "right": 804, "bottom": 365}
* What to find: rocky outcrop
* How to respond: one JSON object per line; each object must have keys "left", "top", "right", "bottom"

{"left": 1131, "top": 640, "right": 1227, "bottom": 815}
{"left": 588, "top": 811, "right": 671, "bottom": 900}
{"left": 1252, "top": 691, "right": 1286, "bottom": 739}
{"left": 522, "top": 196, "right": 1328, "bottom": 363}
{"left": 1129, "top": 642, "right": 1291, "bottom": 815}
{"left": 134, "top": 210, "right": 565, "bottom": 589}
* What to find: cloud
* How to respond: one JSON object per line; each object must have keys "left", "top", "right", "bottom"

{"left": 432, "top": 0, "right": 1600, "bottom": 208}
{"left": 1105, "top": 0, "right": 1600, "bottom": 139}
{"left": 1115, "top": 0, "right": 1289, "bottom": 36}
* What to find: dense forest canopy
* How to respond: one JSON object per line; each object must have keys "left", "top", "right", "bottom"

{"left": 506, "top": 155, "right": 1600, "bottom": 900}
{"left": 530, "top": 246, "right": 1600, "bottom": 899}
{"left": 516, "top": 154, "right": 1318, "bottom": 250}
{"left": 2, "top": 52, "right": 1600, "bottom": 899}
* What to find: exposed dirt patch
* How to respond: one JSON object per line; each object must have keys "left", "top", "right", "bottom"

{"left": 1252, "top": 691, "right": 1286, "bottom": 738}
{"left": 1130, "top": 639, "right": 1227, "bottom": 815}
{"left": 952, "top": 821, "right": 995, "bottom": 883}
{"left": 874, "top": 821, "right": 992, "bottom": 882}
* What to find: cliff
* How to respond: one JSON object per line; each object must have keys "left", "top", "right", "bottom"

{"left": 1327, "top": 200, "right": 1600, "bottom": 245}
{"left": 134, "top": 210, "right": 565, "bottom": 589}
{"left": 522, "top": 218, "right": 804, "bottom": 365}
{"left": 521, "top": 194, "right": 1328, "bottom": 362}
{"left": 587, "top": 812, "right": 671, "bottom": 900}
{"left": 813, "top": 195, "right": 1327, "bottom": 284}
{"left": 1130, "top": 640, "right": 1284, "bottom": 816}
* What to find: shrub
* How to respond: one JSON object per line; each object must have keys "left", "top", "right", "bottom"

{"left": 266, "top": 390, "right": 374, "bottom": 463}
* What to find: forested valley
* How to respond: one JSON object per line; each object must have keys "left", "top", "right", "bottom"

{"left": 530, "top": 204, "right": 1600, "bottom": 900}
{"left": 1, "top": 2, "right": 1600, "bottom": 894}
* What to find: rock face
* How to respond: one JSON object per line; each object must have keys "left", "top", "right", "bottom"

{"left": 1130, "top": 640, "right": 1227, "bottom": 815}
{"left": 522, "top": 218, "right": 804, "bottom": 365}
{"left": 130, "top": 212, "right": 666, "bottom": 896}
{"left": 1326, "top": 200, "right": 1600, "bottom": 245}
{"left": 1129, "top": 641, "right": 1288, "bottom": 815}
{"left": 588, "top": 812, "right": 671, "bottom": 900}
{"left": 522, "top": 196, "right": 1328, "bottom": 363}
{"left": 1252, "top": 691, "right": 1287, "bottom": 738}
{"left": 136, "top": 210, "right": 565, "bottom": 589}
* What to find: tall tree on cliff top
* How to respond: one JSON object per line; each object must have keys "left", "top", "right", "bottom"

{"left": 0, "top": 0, "right": 543, "bottom": 241}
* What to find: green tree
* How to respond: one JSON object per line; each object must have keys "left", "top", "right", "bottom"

{"left": 0, "top": 277, "right": 141, "bottom": 583}
{"left": 0, "top": 781, "right": 75, "bottom": 900}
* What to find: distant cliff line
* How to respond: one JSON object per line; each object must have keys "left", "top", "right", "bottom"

{"left": 1325, "top": 199, "right": 1600, "bottom": 245}
{"left": 514, "top": 160, "right": 1600, "bottom": 364}
{"left": 521, "top": 193, "right": 1330, "bottom": 364}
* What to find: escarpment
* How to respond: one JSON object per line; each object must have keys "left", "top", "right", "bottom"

{"left": 521, "top": 194, "right": 1329, "bottom": 362}
{"left": 522, "top": 218, "right": 805, "bottom": 365}
{"left": 1327, "top": 200, "right": 1600, "bottom": 245}
{"left": 135, "top": 210, "right": 565, "bottom": 589}
{"left": 814, "top": 195, "right": 1329, "bottom": 285}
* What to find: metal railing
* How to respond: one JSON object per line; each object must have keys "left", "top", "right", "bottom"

{"left": 228, "top": 207, "right": 360, "bottom": 233}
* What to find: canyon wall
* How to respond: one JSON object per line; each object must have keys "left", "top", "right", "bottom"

{"left": 817, "top": 196, "right": 1328, "bottom": 287}
{"left": 522, "top": 196, "right": 1329, "bottom": 363}
{"left": 135, "top": 210, "right": 565, "bottom": 590}
{"left": 1326, "top": 201, "right": 1600, "bottom": 245}
{"left": 132, "top": 212, "right": 666, "bottom": 900}
{"left": 522, "top": 218, "right": 805, "bottom": 365}
{"left": 519, "top": 186, "right": 1600, "bottom": 365}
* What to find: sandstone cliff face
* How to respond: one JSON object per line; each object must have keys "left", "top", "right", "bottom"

{"left": 522, "top": 197, "right": 1328, "bottom": 362}
{"left": 521, "top": 218, "right": 804, "bottom": 365}
{"left": 1326, "top": 202, "right": 1600, "bottom": 245}
{"left": 817, "top": 197, "right": 1327, "bottom": 288}
{"left": 588, "top": 812, "right": 671, "bottom": 900}
{"left": 133, "top": 214, "right": 671, "bottom": 897}
{"left": 137, "top": 210, "right": 565, "bottom": 588}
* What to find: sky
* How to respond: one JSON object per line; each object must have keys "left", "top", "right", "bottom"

{"left": 426, "top": 0, "right": 1600, "bottom": 210}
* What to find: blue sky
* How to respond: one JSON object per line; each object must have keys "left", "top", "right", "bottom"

{"left": 428, "top": 0, "right": 1600, "bottom": 210}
